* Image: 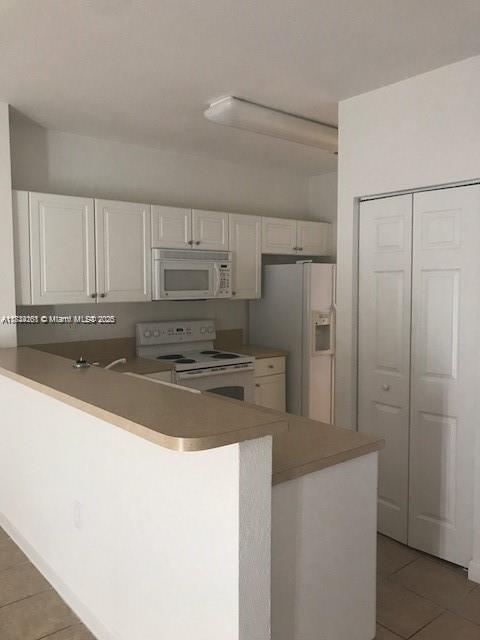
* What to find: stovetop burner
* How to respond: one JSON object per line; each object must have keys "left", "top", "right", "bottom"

{"left": 156, "top": 354, "right": 183, "bottom": 360}
{"left": 201, "top": 350, "right": 220, "bottom": 355}
{"left": 174, "top": 358, "right": 196, "bottom": 364}
{"left": 212, "top": 353, "right": 240, "bottom": 359}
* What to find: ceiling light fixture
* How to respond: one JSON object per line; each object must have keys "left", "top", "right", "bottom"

{"left": 204, "top": 96, "right": 338, "bottom": 153}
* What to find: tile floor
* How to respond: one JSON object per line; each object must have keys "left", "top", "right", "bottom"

{"left": 1, "top": 525, "right": 480, "bottom": 639}
{"left": 0, "top": 527, "right": 94, "bottom": 639}
{"left": 376, "top": 534, "right": 480, "bottom": 639}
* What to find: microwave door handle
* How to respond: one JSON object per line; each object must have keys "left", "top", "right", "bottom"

{"left": 213, "top": 264, "right": 220, "bottom": 296}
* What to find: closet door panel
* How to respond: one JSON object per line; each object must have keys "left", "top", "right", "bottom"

{"left": 409, "top": 185, "right": 480, "bottom": 566}
{"left": 358, "top": 194, "right": 413, "bottom": 543}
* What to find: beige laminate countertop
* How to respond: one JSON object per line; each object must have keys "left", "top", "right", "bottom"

{"left": 204, "top": 394, "right": 384, "bottom": 484}
{"left": 225, "top": 344, "right": 289, "bottom": 359}
{"left": 271, "top": 416, "right": 383, "bottom": 485}
{"left": 0, "top": 347, "right": 286, "bottom": 452}
{"left": 31, "top": 338, "right": 174, "bottom": 375}
{"left": 0, "top": 347, "right": 383, "bottom": 481}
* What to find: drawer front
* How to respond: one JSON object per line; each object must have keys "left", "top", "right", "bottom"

{"left": 255, "top": 356, "right": 285, "bottom": 378}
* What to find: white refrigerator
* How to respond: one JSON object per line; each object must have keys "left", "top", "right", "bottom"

{"left": 249, "top": 263, "right": 335, "bottom": 423}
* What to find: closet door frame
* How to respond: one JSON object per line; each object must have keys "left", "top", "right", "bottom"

{"left": 356, "top": 180, "right": 480, "bottom": 569}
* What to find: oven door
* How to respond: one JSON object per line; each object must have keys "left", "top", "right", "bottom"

{"left": 153, "top": 259, "right": 218, "bottom": 300}
{"left": 176, "top": 366, "right": 254, "bottom": 402}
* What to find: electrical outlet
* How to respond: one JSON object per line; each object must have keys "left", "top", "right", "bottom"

{"left": 73, "top": 500, "right": 83, "bottom": 531}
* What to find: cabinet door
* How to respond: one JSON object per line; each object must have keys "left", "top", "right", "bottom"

{"left": 228, "top": 214, "right": 261, "bottom": 299}
{"left": 151, "top": 205, "right": 192, "bottom": 249}
{"left": 358, "top": 194, "right": 413, "bottom": 543}
{"left": 409, "top": 185, "right": 480, "bottom": 566}
{"left": 254, "top": 374, "right": 286, "bottom": 412}
{"left": 296, "top": 221, "right": 331, "bottom": 256}
{"left": 29, "top": 192, "right": 96, "bottom": 304}
{"left": 261, "top": 217, "right": 297, "bottom": 254}
{"left": 192, "top": 209, "right": 229, "bottom": 250}
{"left": 95, "top": 199, "right": 151, "bottom": 302}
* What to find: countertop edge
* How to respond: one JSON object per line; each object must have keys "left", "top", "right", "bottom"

{"left": 0, "top": 360, "right": 287, "bottom": 452}
{"left": 272, "top": 440, "right": 384, "bottom": 485}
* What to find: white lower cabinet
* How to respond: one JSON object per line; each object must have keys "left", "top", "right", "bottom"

{"left": 95, "top": 199, "right": 151, "bottom": 302}
{"left": 228, "top": 213, "right": 261, "bottom": 299}
{"left": 253, "top": 357, "right": 286, "bottom": 412}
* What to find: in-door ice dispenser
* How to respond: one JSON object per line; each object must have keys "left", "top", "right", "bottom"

{"left": 312, "top": 310, "right": 334, "bottom": 354}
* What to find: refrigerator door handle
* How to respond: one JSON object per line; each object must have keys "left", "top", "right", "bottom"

{"left": 329, "top": 304, "right": 336, "bottom": 354}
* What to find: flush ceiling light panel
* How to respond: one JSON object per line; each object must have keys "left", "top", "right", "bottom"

{"left": 204, "top": 96, "right": 338, "bottom": 152}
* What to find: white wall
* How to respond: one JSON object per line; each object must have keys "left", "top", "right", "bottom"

{"left": 336, "top": 54, "right": 480, "bottom": 429}
{"left": 0, "top": 103, "right": 16, "bottom": 347}
{"left": 0, "top": 373, "right": 272, "bottom": 640}
{"left": 335, "top": 54, "right": 480, "bottom": 582}
{"left": 272, "top": 453, "right": 378, "bottom": 640}
{"left": 10, "top": 119, "right": 311, "bottom": 218}
{"left": 307, "top": 171, "right": 338, "bottom": 254}
{"left": 17, "top": 299, "right": 248, "bottom": 345}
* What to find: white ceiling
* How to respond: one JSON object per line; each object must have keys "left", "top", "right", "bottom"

{"left": 2, "top": 0, "right": 480, "bottom": 175}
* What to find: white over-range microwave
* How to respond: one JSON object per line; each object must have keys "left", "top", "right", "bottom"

{"left": 152, "top": 249, "right": 232, "bottom": 300}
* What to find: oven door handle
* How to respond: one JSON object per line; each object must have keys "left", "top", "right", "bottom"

{"left": 177, "top": 365, "right": 255, "bottom": 380}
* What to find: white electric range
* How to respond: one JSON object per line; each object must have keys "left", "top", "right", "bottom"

{"left": 136, "top": 320, "right": 255, "bottom": 402}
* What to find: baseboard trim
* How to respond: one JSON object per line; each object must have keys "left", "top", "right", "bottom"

{"left": 0, "top": 512, "right": 117, "bottom": 640}
{"left": 468, "top": 560, "right": 480, "bottom": 585}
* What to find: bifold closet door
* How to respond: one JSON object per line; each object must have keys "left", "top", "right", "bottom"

{"left": 358, "top": 194, "right": 413, "bottom": 543}
{"left": 409, "top": 185, "right": 480, "bottom": 566}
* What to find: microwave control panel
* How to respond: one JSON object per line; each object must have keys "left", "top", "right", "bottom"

{"left": 218, "top": 263, "right": 232, "bottom": 296}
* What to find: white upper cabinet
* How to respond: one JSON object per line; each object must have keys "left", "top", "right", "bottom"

{"left": 192, "top": 209, "right": 229, "bottom": 250}
{"left": 151, "top": 205, "right": 192, "bottom": 249}
{"left": 296, "top": 221, "right": 331, "bottom": 256}
{"left": 262, "top": 217, "right": 297, "bottom": 255}
{"left": 27, "top": 192, "right": 96, "bottom": 304}
{"left": 228, "top": 214, "right": 261, "bottom": 299}
{"left": 151, "top": 207, "right": 228, "bottom": 251}
{"left": 262, "top": 217, "right": 331, "bottom": 255}
{"left": 95, "top": 199, "right": 151, "bottom": 303}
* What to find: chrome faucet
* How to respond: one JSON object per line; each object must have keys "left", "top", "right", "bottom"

{"left": 73, "top": 356, "right": 91, "bottom": 369}
{"left": 104, "top": 358, "right": 127, "bottom": 370}
{"left": 73, "top": 356, "right": 126, "bottom": 370}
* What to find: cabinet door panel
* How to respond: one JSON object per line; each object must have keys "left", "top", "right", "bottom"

{"left": 29, "top": 192, "right": 95, "bottom": 304}
{"left": 261, "top": 218, "right": 297, "bottom": 255}
{"left": 95, "top": 199, "right": 151, "bottom": 302}
{"left": 229, "top": 214, "right": 261, "bottom": 299}
{"left": 358, "top": 194, "right": 412, "bottom": 543}
{"left": 192, "top": 210, "right": 229, "bottom": 250}
{"left": 254, "top": 374, "right": 286, "bottom": 412}
{"left": 151, "top": 205, "right": 192, "bottom": 249}
{"left": 409, "top": 185, "right": 480, "bottom": 566}
{"left": 296, "top": 221, "right": 331, "bottom": 256}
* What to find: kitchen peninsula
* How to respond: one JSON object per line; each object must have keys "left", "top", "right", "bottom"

{"left": 0, "top": 347, "right": 382, "bottom": 640}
